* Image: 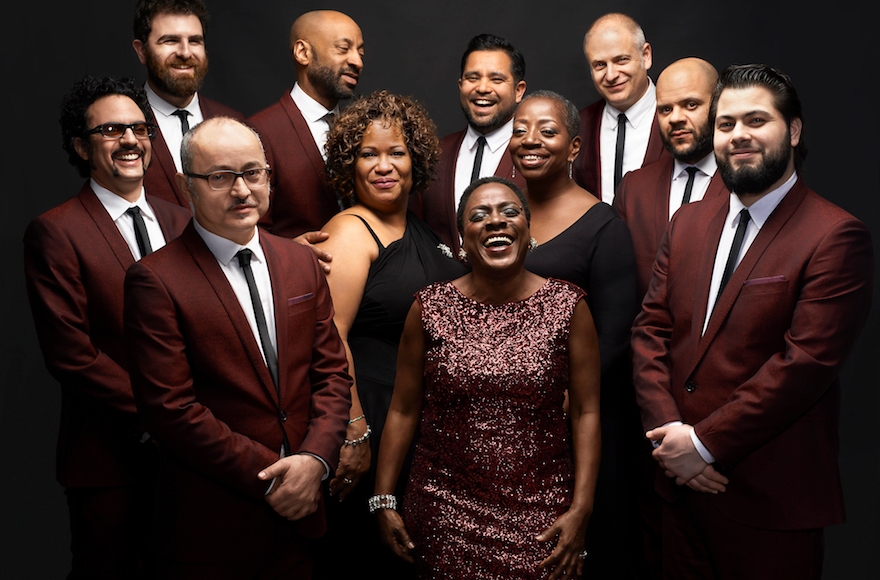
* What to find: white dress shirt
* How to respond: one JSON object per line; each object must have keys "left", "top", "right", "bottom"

{"left": 668, "top": 153, "right": 718, "bottom": 220}
{"left": 453, "top": 119, "right": 515, "bottom": 215}
{"left": 599, "top": 79, "right": 657, "bottom": 205}
{"left": 145, "top": 84, "right": 205, "bottom": 172}
{"left": 290, "top": 82, "right": 338, "bottom": 160}
{"left": 91, "top": 179, "right": 168, "bottom": 260}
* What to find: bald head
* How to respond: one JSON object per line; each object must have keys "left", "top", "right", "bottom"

{"left": 655, "top": 58, "right": 719, "bottom": 164}
{"left": 583, "top": 13, "right": 652, "bottom": 111}
{"left": 289, "top": 10, "right": 364, "bottom": 109}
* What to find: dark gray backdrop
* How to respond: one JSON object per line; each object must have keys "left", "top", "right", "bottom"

{"left": 3, "top": 1, "right": 877, "bottom": 577}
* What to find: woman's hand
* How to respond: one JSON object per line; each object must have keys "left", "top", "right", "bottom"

{"left": 328, "top": 422, "right": 372, "bottom": 500}
{"left": 536, "top": 508, "right": 589, "bottom": 579}
{"left": 376, "top": 508, "right": 416, "bottom": 562}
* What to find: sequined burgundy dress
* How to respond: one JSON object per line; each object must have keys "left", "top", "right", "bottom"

{"left": 404, "top": 278, "right": 586, "bottom": 580}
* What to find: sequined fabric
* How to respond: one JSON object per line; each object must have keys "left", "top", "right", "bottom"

{"left": 404, "top": 278, "right": 586, "bottom": 580}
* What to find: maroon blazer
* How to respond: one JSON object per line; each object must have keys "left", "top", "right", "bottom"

{"left": 247, "top": 92, "right": 339, "bottom": 239}
{"left": 23, "top": 184, "right": 190, "bottom": 488}
{"left": 614, "top": 158, "right": 729, "bottom": 298}
{"left": 124, "top": 224, "right": 352, "bottom": 562}
{"left": 631, "top": 178, "right": 873, "bottom": 530}
{"left": 573, "top": 99, "right": 668, "bottom": 197}
{"left": 413, "top": 128, "right": 526, "bottom": 251}
{"left": 144, "top": 95, "right": 244, "bottom": 207}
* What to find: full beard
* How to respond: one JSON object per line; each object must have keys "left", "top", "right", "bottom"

{"left": 146, "top": 51, "right": 208, "bottom": 99}
{"left": 717, "top": 140, "right": 791, "bottom": 195}
{"left": 307, "top": 62, "right": 357, "bottom": 101}
{"left": 664, "top": 121, "right": 714, "bottom": 165}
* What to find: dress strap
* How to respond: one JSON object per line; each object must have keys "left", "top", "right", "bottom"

{"left": 346, "top": 214, "right": 385, "bottom": 250}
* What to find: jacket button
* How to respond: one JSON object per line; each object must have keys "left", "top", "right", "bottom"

{"left": 280, "top": 411, "right": 287, "bottom": 422}
{"left": 685, "top": 381, "right": 696, "bottom": 393}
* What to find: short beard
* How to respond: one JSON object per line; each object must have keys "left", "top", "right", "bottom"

{"left": 307, "top": 61, "right": 356, "bottom": 102}
{"left": 145, "top": 48, "right": 208, "bottom": 99}
{"left": 461, "top": 100, "right": 517, "bottom": 134}
{"left": 664, "top": 119, "right": 714, "bottom": 165}
{"left": 717, "top": 138, "right": 791, "bottom": 195}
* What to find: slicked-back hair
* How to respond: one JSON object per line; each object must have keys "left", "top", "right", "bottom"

{"left": 521, "top": 89, "right": 580, "bottom": 141}
{"left": 60, "top": 75, "right": 154, "bottom": 178}
{"left": 711, "top": 63, "right": 808, "bottom": 171}
{"left": 457, "top": 176, "right": 530, "bottom": 236}
{"left": 133, "top": 0, "right": 209, "bottom": 43}
{"left": 460, "top": 33, "right": 526, "bottom": 84}
{"left": 325, "top": 90, "right": 440, "bottom": 203}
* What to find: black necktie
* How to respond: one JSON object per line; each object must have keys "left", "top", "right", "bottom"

{"left": 471, "top": 136, "right": 487, "bottom": 183}
{"left": 125, "top": 206, "right": 152, "bottom": 258}
{"left": 614, "top": 113, "right": 627, "bottom": 192}
{"left": 716, "top": 209, "right": 752, "bottom": 303}
{"left": 681, "top": 166, "right": 699, "bottom": 205}
{"left": 322, "top": 111, "right": 336, "bottom": 130}
{"left": 171, "top": 109, "right": 190, "bottom": 135}
{"left": 236, "top": 249, "right": 279, "bottom": 388}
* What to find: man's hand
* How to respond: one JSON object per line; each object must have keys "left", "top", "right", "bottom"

{"left": 258, "top": 454, "right": 325, "bottom": 520}
{"left": 294, "top": 230, "right": 332, "bottom": 274}
{"left": 685, "top": 464, "right": 729, "bottom": 494}
{"left": 646, "top": 423, "right": 707, "bottom": 485}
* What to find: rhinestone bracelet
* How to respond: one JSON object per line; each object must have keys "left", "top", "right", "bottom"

{"left": 344, "top": 424, "right": 371, "bottom": 446}
{"left": 368, "top": 494, "right": 397, "bottom": 514}
{"left": 348, "top": 414, "right": 365, "bottom": 425}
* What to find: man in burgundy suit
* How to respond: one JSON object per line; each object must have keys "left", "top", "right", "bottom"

{"left": 615, "top": 57, "right": 728, "bottom": 300}
{"left": 23, "top": 76, "right": 190, "bottom": 579}
{"left": 132, "top": 0, "right": 244, "bottom": 208}
{"left": 124, "top": 117, "right": 352, "bottom": 578}
{"left": 414, "top": 33, "right": 527, "bottom": 252}
{"left": 632, "top": 64, "right": 873, "bottom": 579}
{"left": 247, "top": 10, "right": 364, "bottom": 240}
{"left": 575, "top": 13, "right": 667, "bottom": 204}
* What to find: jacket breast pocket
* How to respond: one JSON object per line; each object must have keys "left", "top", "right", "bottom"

{"left": 739, "top": 276, "right": 788, "bottom": 295}
{"left": 287, "top": 292, "right": 315, "bottom": 315}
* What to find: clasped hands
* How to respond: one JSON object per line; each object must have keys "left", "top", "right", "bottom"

{"left": 646, "top": 423, "right": 728, "bottom": 494}
{"left": 257, "top": 454, "right": 325, "bottom": 520}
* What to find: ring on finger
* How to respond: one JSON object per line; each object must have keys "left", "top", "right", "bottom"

{"left": 343, "top": 477, "right": 353, "bottom": 485}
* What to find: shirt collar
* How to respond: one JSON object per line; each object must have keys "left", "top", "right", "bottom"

{"left": 145, "top": 83, "right": 201, "bottom": 118}
{"left": 604, "top": 78, "right": 656, "bottom": 128}
{"left": 464, "top": 117, "right": 514, "bottom": 153}
{"left": 672, "top": 152, "right": 717, "bottom": 180}
{"left": 192, "top": 219, "right": 265, "bottom": 267}
{"left": 90, "top": 178, "right": 153, "bottom": 222}
{"left": 728, "top": 171, "right": 797, "bottom": 229}
{"left": 291, "top": 82, "right": 338, "bottom": 123}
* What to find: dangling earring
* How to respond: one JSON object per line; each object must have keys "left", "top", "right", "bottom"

{"left": 529, "top": 237, "right": 538, "bottom": 251}
{"left": 511, "top": 164, "right": 516, "bottom": 179}
{"left": 568, "top": 162, "right": 573, "bottom": 180}
{"left": 458, "top": 247, "right": 468, "bottom": 263}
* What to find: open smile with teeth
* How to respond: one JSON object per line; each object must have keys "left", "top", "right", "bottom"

{"left": 115, "top": 150, "right": 142, "bottom": 161}
{"left": 473, "top": 99, "right": 496, "bottom": 107}
{"left": 483, "top": 235, "right": 513, "bottom": 247}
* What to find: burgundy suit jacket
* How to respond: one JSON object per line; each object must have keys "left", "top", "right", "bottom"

{"left": 247, "top": 92, "right": 339, "bottom": 239}
{"left": 614, "top": 158, "right": 729, "bottom": 298}
{"left": 144, "top": 95, "right": 244, "bottom": 207}
{"left": 413, "top": 128, "right": 526, "bottom": 252}
{"left": 631, "top": 178, "right": 873, "bottom": 530}
{"left": 23, "top": 184, "right": 190, "bottom": 488}
{"left": 573, "top": 99, "right": 668, "bottom": 197}
{"left": 124, "top": 224, "right": 352, "bottom": 562}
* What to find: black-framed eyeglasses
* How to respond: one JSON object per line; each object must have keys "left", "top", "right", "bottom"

{"left": 185, "top": 167, "right": 272, "bottom": 191}
{"left": 85, "top": 122, "right": 156, "bottom": 139}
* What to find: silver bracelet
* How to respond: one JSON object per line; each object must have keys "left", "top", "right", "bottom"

{"left": 348, "top": 414, "right": 365, "bottom": 425}
{"left": 344, "top": 424, "right": 371, "bottom": 446}
{"left": 368, "top": 494, "right": 397, "bottom": 514}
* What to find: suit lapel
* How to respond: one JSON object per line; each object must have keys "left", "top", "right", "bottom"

{"left": 654, "top": 161, "right": 675, "bottom": 242}
{"left": 694, "top": 181, "right": 807, "bottom": 367}
{"left": 445, "top": 131, "right": 467, "bottom": 246}
{"left": 705, "top": 172, "right": 729, "bottom": 200}
{"left": 262, "top": 235, "right": 288, "bottom": 403}
{"left": 182, "top": 226, "right": 280, "bottom": 404}
{"left": 688, "top": 200, "right": 729, "bottom": 360}
{"left": 78, "top": 185, "right": 137, "bottom": 271}
{"left": 150, "top": 129, "right": 188, "bottom": 206}
{"left": 281, "top": 95, "right": 333, "bottom": 194}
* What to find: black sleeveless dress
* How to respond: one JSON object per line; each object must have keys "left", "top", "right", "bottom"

{"left": 315, "top": 211, "right": 465, "bottom": 580}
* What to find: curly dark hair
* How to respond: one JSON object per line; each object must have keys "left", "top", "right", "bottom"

{"left": 324, "top": 90, "right": 439, "bottom": 203}
{"left": 133, "top": 0, "right": 209, "bottom": 43}
{"left": 59, "top": 75, "right": 154, "bottom": 178}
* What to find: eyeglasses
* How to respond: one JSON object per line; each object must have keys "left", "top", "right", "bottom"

{"left": 85, "top": 122, "right": 156, "bottom": 139}
{"left": 185, "top": 167, "right": 272, "bottom": 191}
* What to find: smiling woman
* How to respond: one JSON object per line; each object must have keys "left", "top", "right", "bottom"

{"left": 311, "top": 90, "right": 465, "bottom": 579}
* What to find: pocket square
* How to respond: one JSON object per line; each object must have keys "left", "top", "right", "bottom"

{"left": 287, "top": 292, "right": 314, "bottom": 305}
{"left": 742, "top": 275, "right": 786, "bottom": 287}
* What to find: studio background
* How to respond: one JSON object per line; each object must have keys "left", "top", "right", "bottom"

{"left": 2, "top": 1, "right": 877, "bottom": 577}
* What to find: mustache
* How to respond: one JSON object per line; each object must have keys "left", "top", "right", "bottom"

{"left": 228, "top": 199, "right": 258, "bottom": 210}
{"left": 113, "top": 145, "right": 146, "bottom": 157}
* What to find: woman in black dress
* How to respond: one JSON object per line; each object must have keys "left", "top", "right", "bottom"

{"left": 510, "top": 90, "right": 645, "bottom": 578}
{"left": 312, "top": 90, "right": 464, "bottom": 579}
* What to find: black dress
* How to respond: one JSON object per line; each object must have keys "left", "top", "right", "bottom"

{"left": 524, "top": 202, "right": 647, "bottom": 579}
{"left": 314, "top": 212, "right": 465, "bottom": 580}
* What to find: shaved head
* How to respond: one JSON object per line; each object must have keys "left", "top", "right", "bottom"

{"left": 655, "top": 57, "right": 719, "bottom": 163}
